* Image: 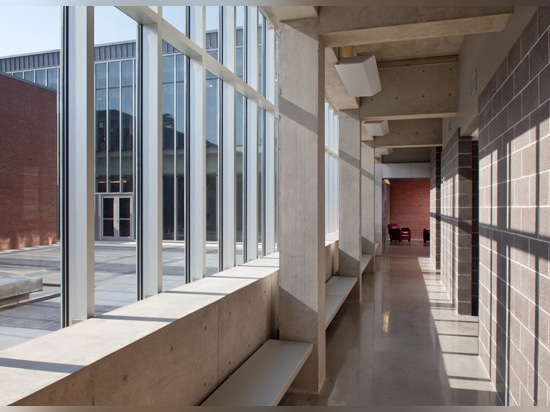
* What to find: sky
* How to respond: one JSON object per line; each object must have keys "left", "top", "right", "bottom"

{"left": 0, "top": 6, "right": 138, "bottom": 58}
{"left": 0, "top": 6, "right": 224, "bottom": 58}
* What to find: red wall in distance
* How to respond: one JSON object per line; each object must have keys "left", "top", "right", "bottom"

{"left": 0, "top": 74, "right": 57, "bottom": 251}
{"left": 389, "top": 178, "right": 430, "bottom": 241}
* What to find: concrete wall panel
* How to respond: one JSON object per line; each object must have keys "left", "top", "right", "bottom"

{"left": 218, "top": 277, "right": 272, "bottom": 380}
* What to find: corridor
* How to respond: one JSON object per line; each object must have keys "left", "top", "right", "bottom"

{"left": 282, "top": 241, "right": 500, "bottom": 406}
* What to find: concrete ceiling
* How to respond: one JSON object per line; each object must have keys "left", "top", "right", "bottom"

{"left": 261, "top": 6, "right": 515, "bottom": 162}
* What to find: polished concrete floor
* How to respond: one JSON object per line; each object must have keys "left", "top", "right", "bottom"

{"left": 281, "top": 241, "right": 500, "bottom": 406}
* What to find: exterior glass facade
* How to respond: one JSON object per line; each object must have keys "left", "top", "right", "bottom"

{"left": 0, "top": 6, "right": 289, "bottom": 335}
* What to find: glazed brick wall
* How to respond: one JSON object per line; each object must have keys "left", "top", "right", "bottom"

{"left": 478, "top": 7, "right": 550, "bottom": 405}
{"left": 441, "top": 130, "right": 473, "bottom": 315}
{"left": 0, "top": 74, "right": 57, "bottom": 251}
{"left": 430, "top": 147, "right": 442, "bottom": 270}
{"left": 389, "top": 178, "right": 430, "bottom": 241}
{"left": 472, "top": 141, "right": 480, "bottom": 316}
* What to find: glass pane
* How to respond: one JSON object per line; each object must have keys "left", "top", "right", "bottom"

{"left": 0, "top": 6, "right": 62, "bottom": 350}
{"left": 163, "top": 176, "right": 175, "bottom": 240}
{"left": 206, "top": 71, "right": 219, "bottom": 274}
{"left": 108, "top": 86, "right": 120, "bottom": 192}
{"left": 94, "top": 6, "right": 137, "bottom": 315}
{"left": 96, "top": 62, "right": 107, "bottom": 89}
{"left": 236, "top": 92, "right": 245, "bottom": 265}
{"left": 103, "top": 219, "right": 114, "bottom": 237}
{"left": 205, "top": 6, "right": 220, "bottom": 61}
{"left": 103, "top": 198, "right": 114, "bottom": 218}
{"left": 119, "top": 197, "right": 131, "bottom": 219}
{"left": 108, "top": 61, "right": 120, "bottom": 88}
{"left": 121, "top": 59, "right": 133, "bottom": 87}
{"left": 163, "top": 6, "right": 187, "bottom": 35}
{"left": 24, "top": 71, "right": 34, "bottom": 82}
{"left": 258, "top": 11, "right": 265, "bottom": 96}
{"left": 36, "top": 70, "right": 46, "bottom": 86}
{"left": 177, "top": 176, "right": 185, "bottom": 241}
{"left": 119, "top": 219, "right": 130, "bottom": 237}
{"left": 258, "top": 107, "right": 265, "bottom": 256}
{"left": 47, "top": 68, "right": 57, "bottom": 91}
{"left": 162, "top": 43, "right": 186, "bottom": 292}
{"left": 236, "top": 7, "right": 245, "bottom": 80}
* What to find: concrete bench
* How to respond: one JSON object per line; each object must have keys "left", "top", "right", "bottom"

{"left": 325, "top": 275, "right": 357, "bottom": 328}
{"left": 360, "top": 253, "right": 373, "bottom": 274}
{"left": 202, "top": 339, "right": 313, "bottom": 406}
{"left": 0, "top": 276, "right": 42, "bottom": 308}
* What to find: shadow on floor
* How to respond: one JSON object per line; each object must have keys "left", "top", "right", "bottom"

{"left": 280, "top": 254, "right": 499, "bottom": 406}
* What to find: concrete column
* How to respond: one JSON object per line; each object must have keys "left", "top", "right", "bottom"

{"left": 338, "top": 111, "right": 362, "bottom": 301}
{"left": 65, "top": 6, "right": 95, "bottom": 324}
{"left": 278, "top": 18, "right": 326, "bottom": 392}
{"left": 361, "top": 141, "right": 376, "bottom": 271}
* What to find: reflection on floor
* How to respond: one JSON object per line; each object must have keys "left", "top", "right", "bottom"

{"left": 281, "top": 241, "right": 499, "bottom": 406}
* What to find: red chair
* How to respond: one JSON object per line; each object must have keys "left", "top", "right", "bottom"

{"left": 388, "top": 224, "right": 411, "bottom": 242}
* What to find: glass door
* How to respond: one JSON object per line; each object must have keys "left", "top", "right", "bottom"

{"left": 100, "top": 195, "right": 133, "bottom": 240}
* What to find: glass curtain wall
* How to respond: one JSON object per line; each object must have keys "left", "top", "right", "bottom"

{"left": 0, "top": 6, "right": 62, "bottom": 346}
{"left": 0, "top": 5, "right": 279, "bottom": 350}
{"left": 206, "top": 71, "right": 221, "bottom": 275}
{"left": 93, "top": 7, "right": 138, "bottom": 315}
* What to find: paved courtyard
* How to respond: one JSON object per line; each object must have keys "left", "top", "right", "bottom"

{"left": 0, "top": 241, "right": 241, "bottom": 350}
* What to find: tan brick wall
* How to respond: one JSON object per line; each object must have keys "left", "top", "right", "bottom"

{"left": 478, "top": 7, "right": 550, "bottom": 405}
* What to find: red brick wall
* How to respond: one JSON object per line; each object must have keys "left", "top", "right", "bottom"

{"left": 0, "top": 74, "right": 57, "bottom": 250}
{"left": 389, "top": 178, "right": 430, "bottom": 241}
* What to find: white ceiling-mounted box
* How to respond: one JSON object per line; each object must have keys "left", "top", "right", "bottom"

{"left": 375, "top": 147, "right": 393, "bottom": 156}
{"left": 335, "top": 55, "right": 381, "bottom": 97}
{"left": 362, "top": 120, "right": 389, "bottom": 136}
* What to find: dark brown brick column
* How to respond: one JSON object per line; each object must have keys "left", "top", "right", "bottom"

{"left": 430, "top": 147, "right": 442, "bottom": 269}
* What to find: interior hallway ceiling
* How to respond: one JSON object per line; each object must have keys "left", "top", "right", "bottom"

{"left": 260, "top": 6, "right": 515, "bottom": 163}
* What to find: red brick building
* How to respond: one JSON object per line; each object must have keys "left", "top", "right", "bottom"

{"left": 0, "top": 73, "right": 57, "bottom": 250}
{"left": 389, "top": 178, "right": 430, "bottom": 241}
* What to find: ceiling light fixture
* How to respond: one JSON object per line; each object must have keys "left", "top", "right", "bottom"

{"left": 363, "top": 120, "right": 389, "bottom": 136}
{"left": 335, "top": 54, "right": 381, "bottom": 97}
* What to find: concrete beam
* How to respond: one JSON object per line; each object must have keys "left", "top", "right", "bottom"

{"left": 319, "top": 7, "right": 513, "bottom": 47}
{"left": 355, "top": 36, "right": 464, "bottom": 62}
{"left": 373, "top": 119, "right": 442, "bottom": 148}
{"left": 360, "top": 62, "right": 458, "bottom": 120}
{"left": 259, "top": 6, "right": 317, "bottom": 31}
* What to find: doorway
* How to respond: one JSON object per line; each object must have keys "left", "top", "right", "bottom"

{"left": 96, "top": 194, "right": 133, "bottom": 240}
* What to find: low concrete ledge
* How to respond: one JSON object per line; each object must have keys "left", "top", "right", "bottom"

{"left": 0, "top": 276, "right": 42, "bottom": 308}
{"left": 0, "top": 234, "right": 340, "bottom": 406}
{"left": 0, "top": 255, "right": 280, "bottom": 406}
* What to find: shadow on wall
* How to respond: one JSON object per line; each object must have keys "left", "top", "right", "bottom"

{"left": 477, "top": 8, "right": 550, "bottom": 405}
